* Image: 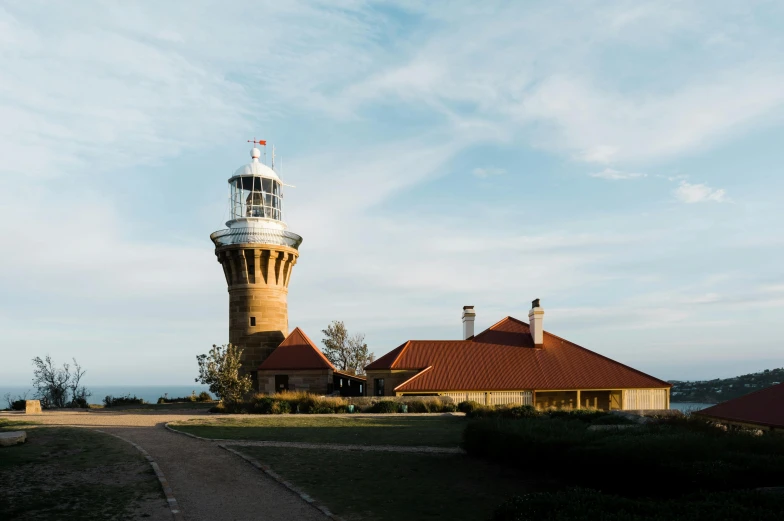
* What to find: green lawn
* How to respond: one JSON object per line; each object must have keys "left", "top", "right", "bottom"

{"left": 0, "top": 419, "right": 167, "bottom": 520}
{"left": 170, "top": 415, "right": 465, "bottom": 447}
{"left": 238, "top": 446, "right": 532, "bottom": 521}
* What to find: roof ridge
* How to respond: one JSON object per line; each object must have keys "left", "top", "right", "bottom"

{"left": 393, "top": 366, "right": 433, "bottom": 392}
{"left": 390, "top": 340, "right": 413, "bottom": 369}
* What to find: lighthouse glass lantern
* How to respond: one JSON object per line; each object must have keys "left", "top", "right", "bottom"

{"left": 211, "top": 145, "right": 302, "bottom": 249}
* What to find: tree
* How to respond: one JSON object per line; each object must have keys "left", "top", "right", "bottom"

{"left": 321, "top": 321, "right": 375, "bottom": 375}
{"left": 31, "top": 355, "right": 91, "bottom": 408}
{"left": 195, "top": 344, "right": 252, "bottom": 403}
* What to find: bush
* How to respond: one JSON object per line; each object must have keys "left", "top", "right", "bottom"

{"left": 466, "top": 404, "right": 541, "bottom": 419}
{"left": 372, "top": 400, "right": 399, "bottom": 413}
{"left": 198, "top": 391, "right": 212, "bottom": 402}
{"left": 103, "top": 394, "right": 145, "bottom": 407}
{"left": 492, "top": 488, "right": 784, "bottom": 521}
{"left": 9, "top": 399, "right": 27, "bottom": 411}
{"left": 457, "top": 400, "right": 482, "bottom": 414}
{"left": 405, "top": 400, "right": 429, "bottom": 413}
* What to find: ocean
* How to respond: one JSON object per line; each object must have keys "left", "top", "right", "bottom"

{"left": 670, "top": 402, "right": 714, "bottom": 412}
{"left": 0, "top": 385, "right": 213, "bottom": 406}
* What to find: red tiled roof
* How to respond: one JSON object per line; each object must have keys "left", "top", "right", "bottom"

{"left": 696, "top": 383, "right": 784, "bottom": 429}
{"left": 366, "top": 316, "right": 670, "bottom": 392}
{"left": 258, "top": 327, "right": 335, "bottom": 371}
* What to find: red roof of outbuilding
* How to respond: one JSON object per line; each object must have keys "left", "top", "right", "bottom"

{"left": 696, "top": 383, "right": 784, "bottom": 429}
{"left": 365, "top": 316, "right": 670, "bottom": 392}
{"left": 258, "top": 327, "right": 335, "bottom": 371}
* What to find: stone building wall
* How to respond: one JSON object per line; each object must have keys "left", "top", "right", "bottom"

{"left": 258, "top": 369, "right": 333, "bottom": 395}
{"left": 365, "top": 370, "right": 419, "bottom": 397}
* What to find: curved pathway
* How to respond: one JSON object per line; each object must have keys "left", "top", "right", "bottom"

{"left": 1, "top": 410, "right": 326, "bottom": 521}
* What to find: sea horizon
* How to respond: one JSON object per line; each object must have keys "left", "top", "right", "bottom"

{"left": 1, "top": 384, "right": 213, "bottom": 405}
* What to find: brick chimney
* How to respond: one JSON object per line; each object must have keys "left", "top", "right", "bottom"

{"left": 528, "top": 299, "right": 544, "bottom": 346}
{"left": 462, "top": 306, "right": 476, "bottom": 340}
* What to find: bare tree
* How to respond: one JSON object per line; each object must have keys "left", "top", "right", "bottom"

{"left": 195, "top": 344, "right": 252, "bottom": 403}
{"left": 321, "top": 321, "right": 375, "bottom": 375}
{"left": 31, "top": 355, "right": 91, "bottom": 408}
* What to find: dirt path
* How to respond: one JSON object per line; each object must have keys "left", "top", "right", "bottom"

{"left": 1, "top": 410, "right": 326, "bottom": 521}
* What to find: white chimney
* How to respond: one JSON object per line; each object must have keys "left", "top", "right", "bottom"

{"left": 528, "top": 298, "right": 544, "bottom": 346}
{"left": 462, "top": 306, "right": 476, "bottom": 340}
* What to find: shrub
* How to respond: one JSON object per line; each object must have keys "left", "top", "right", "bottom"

{"left": 198, "top": 391, "right": 212, "bottom": 402}
{"left": 372, "top": 400, "right": 398, "bottom": 413}
{"left": 466, "top": 404, "right": 540, "bottom": 419}
{"left": 591, "top": 414, "right": 638, "bottom": 425}
{"left": 103, "top": 394, "right": 145, "bottom": 407}
{"left": 441, "top": 402, "right": 457, "bottom": 412}
{"left": 457, "top": 400, "right": 482, "bottom": 414}
{"left": 195, "top": 343, "right": 252, "bottom": 404}
{"left": 405, "top": 400, "right": 429, "bottom": 413}
{"left": 252, "top": 396, "right": 276, "bottom": 414}
{"left": 9, "top": 399, "right": 27, "bottom": 411}
{"left": 546, "top": 408, "right": 609, "bottom": 423}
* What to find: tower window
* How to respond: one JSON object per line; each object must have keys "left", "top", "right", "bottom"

{"left": 250, "top": 317, "right": 256, "bottom": 327}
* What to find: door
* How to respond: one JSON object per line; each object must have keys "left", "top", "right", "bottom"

{"left": 275, "top": 375, "right": 289, "bottom": 393}
{"left": 610, "top": 391, "right": 622, "bottom": 410}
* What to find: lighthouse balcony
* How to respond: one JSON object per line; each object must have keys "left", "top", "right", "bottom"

{"left": 210, "top": 227, "right": 303, "bottom": 249}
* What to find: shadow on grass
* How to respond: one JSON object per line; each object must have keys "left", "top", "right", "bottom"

{"left": 171, "top": 415, "right": 466, "bottom": 446}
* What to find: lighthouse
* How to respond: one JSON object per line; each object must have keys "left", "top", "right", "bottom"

{"left": 210, "top": 141, "right": 302, "bottom": 386}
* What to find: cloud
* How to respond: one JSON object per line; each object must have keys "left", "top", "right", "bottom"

{"left": 472, "top": 167, "right": 507, "bottom": 178}
{"left": 674, "top": 181, "right": 729, "bottom": 203}
{"left": 590, "top": 168, "right": 646, "bottom": 180}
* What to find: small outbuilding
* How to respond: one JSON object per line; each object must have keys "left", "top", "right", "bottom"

{"left": 258, "top": 327, "right": 366, "bottom": 396}
{"left": 696, "top": 382, "right": 784, "bottom": 433}
{"left": 364, "top": 300, "right": 671, "bottom": 410}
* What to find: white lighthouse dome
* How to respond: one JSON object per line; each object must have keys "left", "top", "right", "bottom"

{"left": 233, "top": 148, "right": 281, "bottom": 181}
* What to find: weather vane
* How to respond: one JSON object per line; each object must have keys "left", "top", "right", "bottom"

{"left": 247, "top": 138, "right": 267, "bottom": 146}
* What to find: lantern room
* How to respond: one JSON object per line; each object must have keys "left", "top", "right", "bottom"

{"left": 228, "top": 147, "right": 284, "bottom": 223}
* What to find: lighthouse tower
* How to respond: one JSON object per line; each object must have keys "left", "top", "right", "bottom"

{"left": 210, "top": 141, "right": 302, "bottom": 386}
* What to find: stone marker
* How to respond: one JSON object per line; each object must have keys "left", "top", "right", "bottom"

{"left": 0, "top": 431, "right": 27, "bottom": 447}
{"left": 25, "top": 400, "right": 42, "bottom": 414}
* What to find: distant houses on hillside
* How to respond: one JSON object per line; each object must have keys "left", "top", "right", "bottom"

{"left": 670, "top": 368, "right": 784, "bottom": 403}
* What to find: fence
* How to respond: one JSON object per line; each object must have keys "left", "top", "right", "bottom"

{"left": 440, "top": 391, "right": 533, "bottom": 406}
{"left": 622, "top": 389, "right": 667, "bottom": 410}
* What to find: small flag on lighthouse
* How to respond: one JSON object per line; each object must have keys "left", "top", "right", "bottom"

{"left": 248, "top": 139, "right": 267, "bottom": 146}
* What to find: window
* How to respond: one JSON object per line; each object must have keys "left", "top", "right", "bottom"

{"left": 250, "top": 317, "right": 256, "bottom": 327}
{"left": 360, "top": 384, "right": 363, "bottom": 394}
{"left": 340, "top": 379, "right": 343, "bottom": 388}
{"left": 374, "top": 378, "right": 385, "bottom": 396}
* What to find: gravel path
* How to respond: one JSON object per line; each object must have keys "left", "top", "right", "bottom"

{"left": 1, "top": 410, "right": 326, "bottom": 521}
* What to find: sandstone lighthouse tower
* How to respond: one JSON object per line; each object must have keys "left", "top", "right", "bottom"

{"left": 210, "top": 140, "right": 302, "bottom": 386}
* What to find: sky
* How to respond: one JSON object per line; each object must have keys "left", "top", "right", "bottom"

{"left": 1, "top": 1, "right": 783, "bottom": 386}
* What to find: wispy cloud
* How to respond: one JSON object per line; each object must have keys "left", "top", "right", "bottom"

{"left": 472, "top": 167, "right": 506, "bottom": 178}
{"left": 590, "top": 168, "right": 646, "bottom": 180}
{"left": 674, "top": 181, "right": 729, "bottom": 203}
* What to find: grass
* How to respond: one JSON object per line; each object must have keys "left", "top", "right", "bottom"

{"left": 0, "top": 419, "right": 166, "bottom": 520}
{"left": 238, "top": 446, "right": 534, "bottom": 521}
{"left": 464, "top": 416, "right": 784, "bottom": 497}
{"left": 170, "top": 415, "right": 465, "bottom": 447}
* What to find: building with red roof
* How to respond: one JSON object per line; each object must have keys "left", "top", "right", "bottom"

{"left": 258, "top": 327, "right": 366, "bottom": 396}
{"left": 364, "top": 300, "right": 671, "bottom": 410}
{"left": 695, "top": 382, "right": 784, "bottom": 432}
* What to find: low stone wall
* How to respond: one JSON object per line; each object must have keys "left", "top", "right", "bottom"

{"left": 25, "top": 400, "right": 41, "bottom": 414}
